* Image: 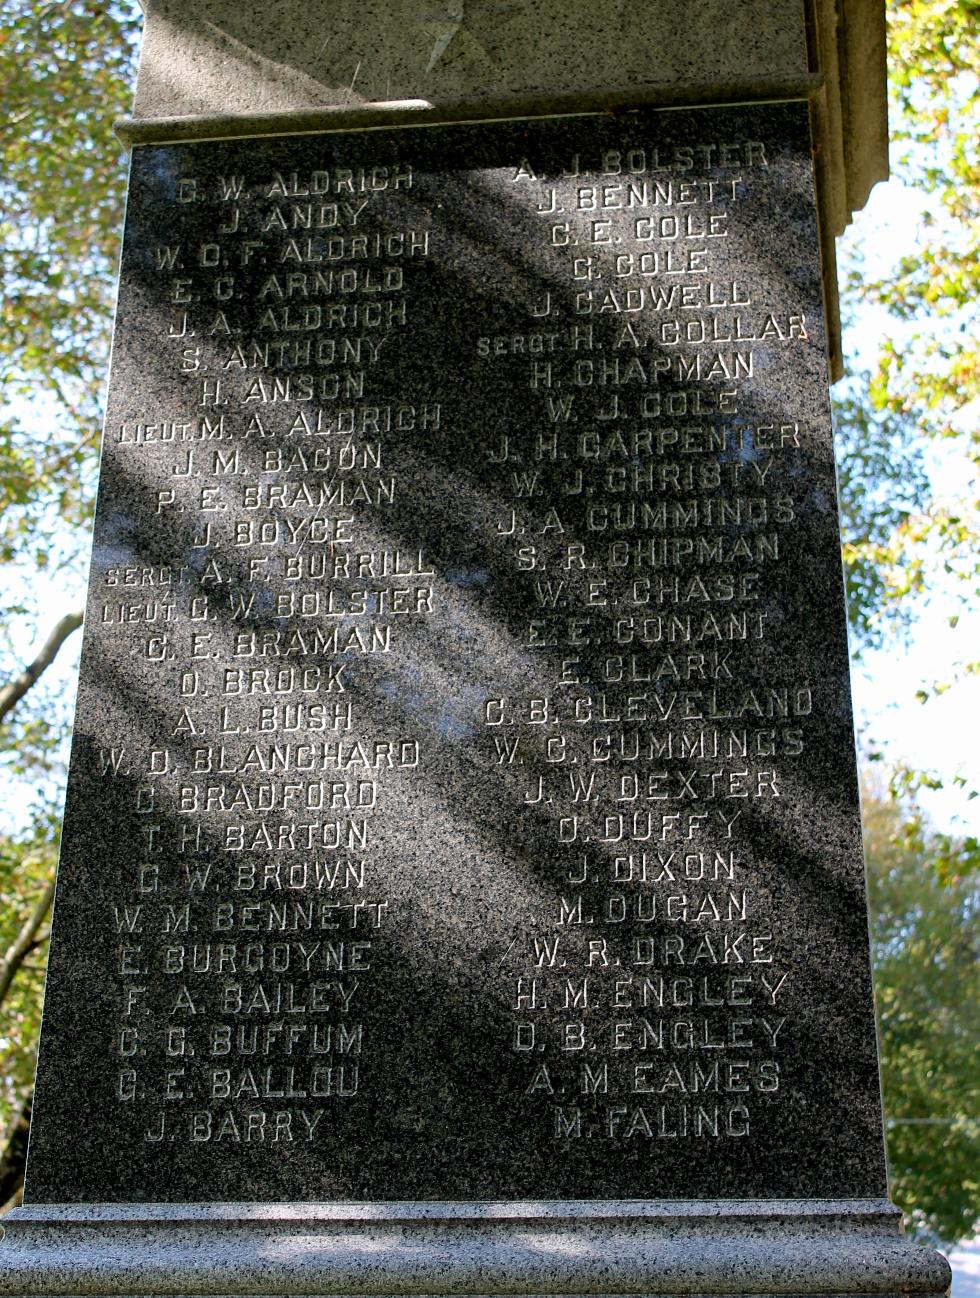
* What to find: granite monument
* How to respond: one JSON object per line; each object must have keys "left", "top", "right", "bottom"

{"left": 0, "top": 1, "right": 952, "bottom": 1296}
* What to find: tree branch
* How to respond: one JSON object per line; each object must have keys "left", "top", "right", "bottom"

{"left": 0, "top": 611, "right": 83, "bottom": 725}
{"left": 0, "top": 1097, "right": 31, "bottom": 1217}
{"left": 0, "top": 876, "right": 56, "bottom": 1008}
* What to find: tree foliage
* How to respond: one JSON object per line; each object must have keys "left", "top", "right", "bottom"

{"left": 0, "top": 0, "right": 139, "bottom": 1190}
{"left": 0, "top": 0, "right": 139, "bottom": 572}
{"left": 833, "top": 379, "right": 930, "bottom": 650}
{"left": 842, "top": 0, "right": 980, "bottom": 658}
{"left": 0, "top": 0, "right": 139, "bottom": 835}
{"left": 835, "top": 0, "right": 980, "bottom": 878}
{"left": 865, "top": 789, "right": 980, "bottom": 1245}
{"left": 0, "top": 3, "right": 139, "bottom": 811}
{"left": 877, "top": 0, "right": 979, "bottom": 414}
{"left": 0, "top": 827, "right": 57, "bottom": 1210}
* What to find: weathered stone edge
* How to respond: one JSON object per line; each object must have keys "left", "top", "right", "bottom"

{"left": 0, "top": 1200, "right": 951, "bottom": 1297}
{"left": 0, "top": 1200, "right": 910, "bottom": 1222}
{"left": 113, "top": 77, "right": 824, "bottom": 145}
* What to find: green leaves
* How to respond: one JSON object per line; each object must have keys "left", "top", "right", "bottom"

{"left": 836, "top": 0, "right": 980, "bottom": 855}
{"left": 0, "top": 0, "right": 139, "bottom": 573}
{"left": 833, "top": 377, "right": 930, "bottom": 650}
{"left": 868, "top": 0, "right": 980, "bottom": 421}
{"left": 865, "top": 790, "right": 980, "bottom": 1243}
{"left": 0, "top": 1, "right": 138, "bottom": 1161}
{"left": 0, "top": 829, "right": 58, "bottom": 1162}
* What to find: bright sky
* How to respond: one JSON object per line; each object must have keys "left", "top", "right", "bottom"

{"left": 950, "top": 1237, "right": 980, "bottom": 1298}
{"left": 840, "top": 176, "right": 980, "bottom": 838}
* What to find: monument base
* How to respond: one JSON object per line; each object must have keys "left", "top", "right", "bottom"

{"left": 0, "top": 1200, "right": 950, "bottom": 1296}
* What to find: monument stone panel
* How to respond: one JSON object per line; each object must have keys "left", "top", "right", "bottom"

{"left": 25, "top": 101, "right": 887, "bottom": 1205}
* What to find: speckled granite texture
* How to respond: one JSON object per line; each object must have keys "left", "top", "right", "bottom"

{"left": 134, "top": 0, "right": 808, "bottom": 118}
{"left": 0, "top": 1200, "right": 953, "bottom": 1295}
{"left": 25, "top": 103, "right": 889, "bottom": 1207}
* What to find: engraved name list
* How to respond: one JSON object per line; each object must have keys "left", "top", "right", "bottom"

{"left": 26, "top": 102, "right": 886, "bottom": 1204}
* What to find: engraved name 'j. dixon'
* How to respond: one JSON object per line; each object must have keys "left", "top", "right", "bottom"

{"left": 491, "top": 127, "right": 806, "bottom": 1146}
